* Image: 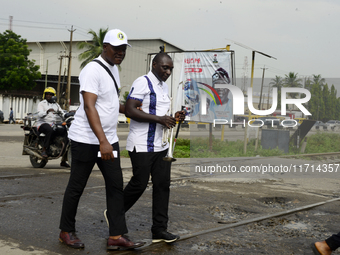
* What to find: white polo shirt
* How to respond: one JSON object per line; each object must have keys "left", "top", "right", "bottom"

{"left": 126, "top": 71, "right": 170, "bottom": 152}
{"left": 68, "top": 56, "right": 120, "bottom": 145}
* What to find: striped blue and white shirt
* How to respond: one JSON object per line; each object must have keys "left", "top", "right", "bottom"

{"left": 126, "top": 71, "right": 170, "bottom": 153}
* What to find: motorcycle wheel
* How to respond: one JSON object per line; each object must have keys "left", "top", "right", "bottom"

{"left": 29, "top": 155, "right": 47, "bottom": 168}
{"left": 67, "top": 148, "right": 72, "bottom": 167}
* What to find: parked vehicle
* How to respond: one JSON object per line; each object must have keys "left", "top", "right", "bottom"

{"left": 118, "top": 113, "right": 127, "bottom": 123}
{"left": 263, "top": 117, "right": 280, "bottom": 126}
{"left": 279, "top": 120, "right": 300, "bottom": 127}
{"left": 250, "top": 117, "right": 280, "bottom": 127}
{"left": 21, "top": 111, "right": 75, "bottom": 168}
{"left": 313, "top": 121, "right": 327, "bottom": 129}
{"left": 325, "top": 120, "right": 339, "bottom": 128}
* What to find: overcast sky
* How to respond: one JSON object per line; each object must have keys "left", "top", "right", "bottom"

{"left": 1, "top": 0, "right": 339, "bottom": 79}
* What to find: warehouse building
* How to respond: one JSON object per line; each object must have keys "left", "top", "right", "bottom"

{"left": 0, "top": 38, "right": 183, "bottom": 121}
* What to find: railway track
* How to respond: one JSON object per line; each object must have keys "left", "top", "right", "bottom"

{"left": 1, "top": 153, "right": 340, "bottom": 254}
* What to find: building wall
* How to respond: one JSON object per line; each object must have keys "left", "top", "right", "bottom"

{"left": 27, "top": 39, "right": 183, "bottom": 104}
{"left": 0, "top": 38, "right": 183, "bottom": 120}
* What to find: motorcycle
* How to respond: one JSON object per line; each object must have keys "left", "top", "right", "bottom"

{"left": 21, "top": 110, "right": 75, "bottom": 168}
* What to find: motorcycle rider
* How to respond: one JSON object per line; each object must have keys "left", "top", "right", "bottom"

{"left": 36, "top": 87, "right": 70, "bottom": 167}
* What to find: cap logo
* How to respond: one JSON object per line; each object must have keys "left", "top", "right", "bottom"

{"left": 117, "top": 32, "right": 124, "bottom": 40}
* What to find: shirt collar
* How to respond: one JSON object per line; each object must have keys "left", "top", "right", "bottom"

{"left": 148, "top": 71, "right": 163, "bottom": 87}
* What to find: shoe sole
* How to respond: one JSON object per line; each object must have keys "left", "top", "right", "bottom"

{"left": 107, "top": 243, "right": 144, "bottom": 251}
{"left": 59, "top": 238, "right": 85, "bottom": 249}
{"left": 310, "top": 243, "right": 322, "bottom": 255}
{"left": 152, "top": 237, "right": 179, "bottom": 243}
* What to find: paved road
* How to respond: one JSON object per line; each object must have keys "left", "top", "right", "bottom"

{"left": 1, "top": 123, "right": 340, "bottom": 254}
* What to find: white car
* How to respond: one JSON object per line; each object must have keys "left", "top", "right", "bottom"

{"left": 325, "top": 120, "right": 339, "bottom": 128}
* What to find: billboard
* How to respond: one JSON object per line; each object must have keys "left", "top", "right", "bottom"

{"left": 176, "top": 51, "right": 234, "bottom": 123}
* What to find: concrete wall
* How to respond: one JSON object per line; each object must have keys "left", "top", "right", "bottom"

{"left": 26, "top": 38, "right": 183, "bottom": 103}
{"left": 0, "top": 96, "right": 40, "bottom": 122}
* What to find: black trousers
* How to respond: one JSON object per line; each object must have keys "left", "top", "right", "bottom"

{"left": 38, "top": 123, "right": 54, "bottom": 149}
{"left": 59, "top": 140, "right": 128, "bottom": 236}
{"left": 124, "top": 148, "right": 171, "bottom": 234}
{"left": 326, "top": 232, "right": 340, "bottom": 251}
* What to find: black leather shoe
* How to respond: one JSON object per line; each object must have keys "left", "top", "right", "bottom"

{"left": 107, "top": 236, "right": 144, "bottom": 250}
{"left": 59, "top": 231, "right": 84, "bottom": 249}
{"left": 60, "top": 161, "right": 70, "bottom": 167}
{"left": 152, "top": 231, "right": 180, "bottom": 243}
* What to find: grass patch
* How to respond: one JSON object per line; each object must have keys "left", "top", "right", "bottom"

{"left": 119, "top": 133, "right": 340, "bottom": 158}
{"left": 303, "top": 132, "right": 340, "bottom": 153}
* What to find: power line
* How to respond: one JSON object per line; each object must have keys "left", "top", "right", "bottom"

{"left": 0, "top": 17, "right": 70, "bottom": 26}
{"left": 0, "top": 23, "right": 67, "bottom": 30}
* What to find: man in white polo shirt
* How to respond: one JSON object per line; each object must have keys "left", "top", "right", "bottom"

{"left": 124, "top": 53, "right": 185, "bottom": 243}
{"left": 59, "top": 29, "right": 143, "bottom": 251}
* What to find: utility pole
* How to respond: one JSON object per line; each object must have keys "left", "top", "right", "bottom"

{"left": 242, "top": 56, "right": 248, "bottom": 94}
{"left": 44, "top": 60, "right": 48, "bottom": 88}
{"left": 266, "top": 84, "right": 271, "bottom": 109}
{"left": 258, "top": 66, "right": 268, "bottom": 110}
{"left": 57, "top": 53, "right": 68, "bottom": 104}
{"left": 9, "top": 16, "right": 13, "bottom": 31}
{"left": 65, "top": 26, "right": 75, "bottom": 111}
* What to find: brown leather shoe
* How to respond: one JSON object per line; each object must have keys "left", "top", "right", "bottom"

{"left": 311, "top": 241, "right": 332, "bottom": 255}
{"left": 107, "top": 236, "right": 144, "bottom": 250}
{"left": 59, "top": 231, "right": 84, "bottom": 249}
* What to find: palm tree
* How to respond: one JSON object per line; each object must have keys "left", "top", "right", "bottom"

{"left": 77, "top": 28, "right": 108, "bottom": 69}
{"left": 284, "top": 72, "right": 303, "bottom": 99}
{"left": 269, "top": 76, "right": 284, "bottom": 110}
{"left": 284, "top": 72, "right": 303, "bottom": 88}
{"left": 269, "top": 76, "right": 284, "bottom": 89}
{"left": 312, "top": 74, "right": 326, "bottom": 88}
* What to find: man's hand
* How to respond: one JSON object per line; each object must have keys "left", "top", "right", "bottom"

{"left": 100, "top": 141, "right": 114, "bottom": 162}
{"left": 175, "top": 111, "right": 186, "bottom": 122}
{"left": 136, "top": 103, "right": 143, "bottom": 111}
{"left": 159, "top": 115, "right": 176, "bottom": 129}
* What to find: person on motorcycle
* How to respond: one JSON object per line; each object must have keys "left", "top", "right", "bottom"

{"left": 36, "top": 87, "right": 70, "bottom": 167}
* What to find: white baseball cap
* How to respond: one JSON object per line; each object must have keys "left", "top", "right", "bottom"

{"left": 103, "top": 29, "right": 131, "bottom": 47}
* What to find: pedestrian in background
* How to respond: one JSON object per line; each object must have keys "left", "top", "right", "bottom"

{"left": 9, "top": 107, "right": 14, "bottom": 124}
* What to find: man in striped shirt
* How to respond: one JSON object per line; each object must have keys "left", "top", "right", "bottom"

{"left": 124, "top": 52, "right": 185, "bottom": 243}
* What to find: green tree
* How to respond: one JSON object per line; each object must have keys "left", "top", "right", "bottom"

{"left": 304, "top": 76, "right": 312, "bottom": 90}
{"left": 284, "top": 72, "right": 303, "bottom": 98}
{"left": 269, "top": 76, "right": 283, "bottom": 109}
{"left": 0, "top": 30, "right": 41, "bottom": 90}
{"left": 336, "top": 98, "right": 340, "bottom": 120}
{"left": 322, "top": 84, "right": 331, "bottom": 120}
{"left": 121, "top": 91, "right": 129, "bottom": 104}
{"left": 77, "top": 28, "right": 108, "bottom": 69}
{"left": 329, "top": 85, "right": 337, "bottom": 120}
{"left": 312, "top": 74, "right": 326, "bottom": 88}
{"left": 269, "top": 76, "right": 284, "bottom": 89}
{"left": 308, "top": 83, "right": 325, "bottom": 120}
{"left": 284, "top": 72, "right": 303, "bottom": 88}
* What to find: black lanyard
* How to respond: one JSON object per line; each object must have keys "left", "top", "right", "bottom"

{"left": 92, "top": 59, "right": 120, "bottom": 96}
